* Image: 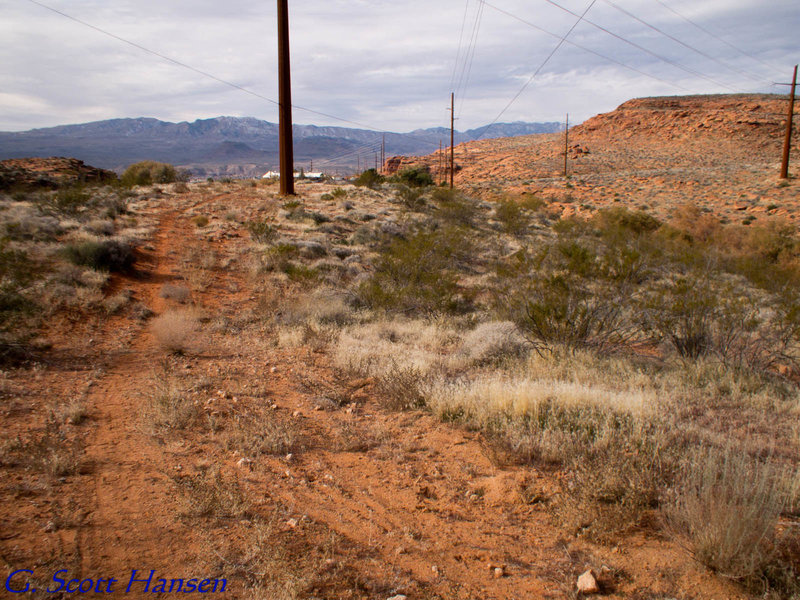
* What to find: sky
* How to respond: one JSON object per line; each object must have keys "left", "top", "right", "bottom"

{"left": 0, "top": 0, "right": 796, "bottom": 133}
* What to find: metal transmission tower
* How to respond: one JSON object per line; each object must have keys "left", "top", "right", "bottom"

{"left": 277, "top": 0, "right": 295, "bottom": 196}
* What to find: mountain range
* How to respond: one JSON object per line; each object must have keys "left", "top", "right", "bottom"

{"left": 0, "top": 117, "right": 562, "bottom": 178}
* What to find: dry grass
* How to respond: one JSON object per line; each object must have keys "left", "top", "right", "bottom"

{"left": 140, "top": 364, "right": 199, "bottom": 435}
{"left": 150, "top": 310, "right": 199, "bottom": 354}
{"left": 664, "top": 447, "right": 799, "bottom": 593}
{"left": 224, "top": 411, "right": 297, "bottom": 458}
{"left": 173, "top": 467, "right": 251, "bottom": 520}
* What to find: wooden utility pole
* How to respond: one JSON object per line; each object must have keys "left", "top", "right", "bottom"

{"left": 564, "top": 113, "right": 569, "bottom": 178}
{"left": 450, "top": 92, "right": 455, "bottom": 190}
{"left": 277, "top": 0, "right": 294, "bottom": 195}
{"left": 381, "top": 134, "right": 386, "bottom": 173}
{"left": 438, "top": 140, "right": 443, "bottom": 185}
{"left": 780, "top": 65, "right": 797, "bottom": 180}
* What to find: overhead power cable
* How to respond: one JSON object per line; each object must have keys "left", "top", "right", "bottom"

{"left": 539, "top": 0, "right": 746, "bottom": 93}
{"left": 601, "top": 0, "right": 771, "bottom": 86}
{"left": 25, "top": 0, "right": 442, "bottom": 149}
{"left": 483, "top": 1, "right": 691, "bottom": 92}
{"left": 652, "top": 0, "right": 786, "bottom": 79}
{"left": 455, "top": 0, "right": 486, "bottom": 116}
{"left": 449, "top": 0, "right": 471, "bottom": 90}
{"left": 473, "top": 0, "right": 598, "bottom": 141}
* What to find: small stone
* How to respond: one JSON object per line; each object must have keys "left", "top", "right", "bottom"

{"left": 493, "top": 567, "right": 505, "bottom": 579}
{"left": 292, "top": 410, "right": 302, "bottom": 418}
{"left": 387, "top": 596, "right": 407, "bottom": 600}
{"left": 286, "top": 518, "right": 298, "bottom": 528}
{"left": 431, "top": 565, "right": 440, "bottom": 576}
{"left": 577, "top": 569, "right": 600, "bottom": 594}
{"left": 236, "top": 457, "right": 252, "bottom": 469}
{"left": 285, "top": 453, "right": 293, "bottom": 461}
{"left": 270, "top": 366, "right": 278, "bottom": 373}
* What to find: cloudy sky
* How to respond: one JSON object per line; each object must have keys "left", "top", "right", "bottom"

{"left": 0, "top": 0, "right": 796, "bottom": 133}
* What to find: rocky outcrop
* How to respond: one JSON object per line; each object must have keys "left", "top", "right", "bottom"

{"left": 0, "top": 157, "right": 117, "bottom": 190}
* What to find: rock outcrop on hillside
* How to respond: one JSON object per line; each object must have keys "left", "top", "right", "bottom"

{"left": 382, "top": 93, "right": 799, "bottom": 223}
{"left": 572, "top": 94, "right": 790, "bottom": 147}
{"left": 0, "top": 157, "right": 117, "bottom": 190}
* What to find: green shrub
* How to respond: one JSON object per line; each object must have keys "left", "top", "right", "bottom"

{"left": 495, "top": 199, "right": 529, "bottom": 235}
{"left": 247, "top": 220, "right": 277, "bottom": 244}
{"left": 121, "top": 161, "right": 179, "bottom": 187}
{"left": 63, "top": 239, "right": 136, "bottom": 272}
{"left": 395, "top": 185, "right": 425, "bottom": 211}
{"left": 0, "top": 241, "right": 36, "bottom": 326}
{"left": 35, "top": 186, "right": 94, "bottom": 216}
{"left": 396, "top": 166, "right": 434, "bottom": 188}
{"left": 432, "top": 188, "right": 479, "bottom": 227}
{"left": 353, "top": 168, "right": 384, "bottom": 189}
{"left": 357, "top": 226, "right": 473, "bottom": 314}
{"left": 192, "top": 215, "right": 209, "bottom": 227}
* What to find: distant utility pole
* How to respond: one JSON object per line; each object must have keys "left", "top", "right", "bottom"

{"left": 780, "top": 65, "right": 797, "bottom": 180}
{"left": 450, "top": 92, "right": 455, "bottom": 190}
{"left": 374, "top": 153, "right": 378, "bottom": 171}
{"left": 381, "top": 134, "right": 386, "bottom": 173}
{"left": 564, "top": 113, "right": 569, "bottom": 178}
{"left": 438, "top": 140, "right": 443, "bottom": 185}
{"left": 277, "top": 0, "right": 294, "bottom": 196}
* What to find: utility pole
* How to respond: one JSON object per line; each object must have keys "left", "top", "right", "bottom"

{"left": 438, "top": 140, "right": 443, "bottom": 185}
{"left": 450, "top": 92, "right": 455, "bottom": 190}
{"left": 564, "top": 113, "right": 569, "bottom": 178}
{"left": 277, "top": 0, "right": 294, "bottom": 196}
{"left": 374, "top": 153, "right": 378, "bottom": 171}
{"left": 381, "top": 134, "right": 386, "bottom": 173}
{"left": 780, "top": 65, "right": 797, "bottom": 180}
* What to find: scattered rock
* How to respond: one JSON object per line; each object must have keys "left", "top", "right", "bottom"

{"left": 577, "top": 569, "right": 600, "bottom": 594}
{"left": 493, "top": 566, "right": 505, "bottom": 579}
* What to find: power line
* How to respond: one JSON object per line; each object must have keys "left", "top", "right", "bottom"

{"left": 601, "top": 0, "right": 771, "bottom": 87}
{"left": 454, "top": 0, "right": 486, "bottom": 110}
{"left": 450, "top": 0, "right": 471, "bottom": 90}
{"left": 652, "top": 0, "right": 786, "bottom": 79}
{"left": 473, "top": 0, "right": 598, "bottom": 141}
{"left": 539, "top": 0, "right": 746, "bottom": 93}
{"left": 483, "top": 1, "right": 691, "bottom": 92}
{"left": 25, "top": 0, "right": 442, "bottom": 149}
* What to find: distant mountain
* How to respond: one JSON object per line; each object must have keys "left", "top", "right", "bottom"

{"left": 0, "top": 116, "right": 563, "bottom": 178}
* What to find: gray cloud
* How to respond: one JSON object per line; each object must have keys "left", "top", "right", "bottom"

{"left": 0, "top": 0, "right": 796, "bottom": 132}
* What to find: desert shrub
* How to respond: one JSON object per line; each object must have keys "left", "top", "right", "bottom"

{"left": 121, "top": 161, "right": 178, "bottom": 187}
{"left": 431, "top": 188, "right": 479, "bottom": 226}
{"left": 357, "top": 226, "right": 473, "bottom": 314}
{"left": 457, "top": 321, "right": 528, "bottom": 366}
{"left": 36, "top": 186, "right": 94, "bottom": 216}
{"left": 664, "top": 447, "right": 799, "bottom": 594}
{"left": 505, "top": 273, "right": 633, "bottom": 353}
{"left": 160, "top": 284, "right": 191, "bottom": 303}
{"left": 150, "top": 310, "right": 198, "bottom": 354}
{"left": 141, "top": 365, "right": 198, "bottom": 433}
{"left": 247, "top": 220, "right": 277, "bottom": 244}
{"left": 396, "top": 166, "right": 434, "bottom": 187}
{"left": 374, "top": 362, "right": 426, "bottom": 410}
{"left": 174, "top": 468, "right": 250, "bottom": 519}
{"left": 331, "top": 187, "right": 347, "bottom": 198}
{"left": 395, "top": 184, "right": 425, "bottom": 211}
{"left": 192, "top": 215, "right": 209, "bottom": 227}
{"left": 495, "top": 199, "right": 529, "bottom": 235}
{"left": 353, "top": 168, "right": 384, "bottom": 189}
{"left": 62, "top": 239, "right": 135, "bottom": 272}
{"left": 226, "top": 412, "right": 296, "bottom": 457}
{"left": 592, "top": 206, "right": 661, "bottom": 237}
{"left": 560, "top": 430, "right": 678, "bottom": 540}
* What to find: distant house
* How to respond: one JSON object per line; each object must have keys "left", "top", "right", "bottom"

{"left": 261, "top": 170, "right": 325, "bottom": 181}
